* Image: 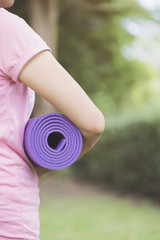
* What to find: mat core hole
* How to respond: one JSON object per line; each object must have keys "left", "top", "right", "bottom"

{"left": 47, "top": 132, "right": 66, "bottom": 150}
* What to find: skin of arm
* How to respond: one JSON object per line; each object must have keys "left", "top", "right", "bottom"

{"left": 19, "top": 50, "right": 105, "bottom": 175}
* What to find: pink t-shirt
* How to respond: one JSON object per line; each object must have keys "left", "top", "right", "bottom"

{"left": 0, "top": 8, "right": 50, "bottom": 240}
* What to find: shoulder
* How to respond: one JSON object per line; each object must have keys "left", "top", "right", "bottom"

{"left": 0, "top": 8, "right": 25, "bottom": 33}
{"left": 0, "top": 8, "right": 50, "bottom": 82}
{"left": 0, "top": 8, "right": 38, "bottom": 41}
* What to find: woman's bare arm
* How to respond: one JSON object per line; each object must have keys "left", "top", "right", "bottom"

{"left": 19, "top": 50, "right": 105, "bottom": 166}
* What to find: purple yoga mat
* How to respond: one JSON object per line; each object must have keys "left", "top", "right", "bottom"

{"left": 23, "top": 113, "right": 83, "bottom": 170}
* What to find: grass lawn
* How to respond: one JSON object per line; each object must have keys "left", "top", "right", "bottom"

{"left": 39, "top": 187, "right": 160, "bottom": 240}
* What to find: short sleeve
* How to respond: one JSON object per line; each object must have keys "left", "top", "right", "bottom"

{"left": 0, "top": 8, "right": 51, "bottom": 82}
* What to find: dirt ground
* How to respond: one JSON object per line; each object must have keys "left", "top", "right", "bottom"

{"left": 39, "top": 173, "right": 105, "bottom": 199}
{"left": 38, "top": 172, "right": 160, "bottom": 208}
{"left": 39, "top": 173, "right": 151, "bottom": 208}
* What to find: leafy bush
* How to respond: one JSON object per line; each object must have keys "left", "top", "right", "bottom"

{"left": 71, "top": 121, "right": 160, "bottom": 199}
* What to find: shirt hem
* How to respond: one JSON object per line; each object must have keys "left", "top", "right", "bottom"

{"left": 0, "top": 236, "right": 39, "bottom": 240}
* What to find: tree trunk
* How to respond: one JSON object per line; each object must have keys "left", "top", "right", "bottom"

{"left": 28, "top": 0, "right": 59, "bottom": 117}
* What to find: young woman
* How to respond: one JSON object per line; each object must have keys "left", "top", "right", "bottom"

{"left": 0, "top": 0, "right": 105, "bottom": 239}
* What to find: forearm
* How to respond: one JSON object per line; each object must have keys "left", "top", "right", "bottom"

{"left": 77, "top": 130, "right": 102, "bottom": 161}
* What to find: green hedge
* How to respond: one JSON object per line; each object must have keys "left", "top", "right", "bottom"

{"left": 71, "top": 122, "right": 160, "bottom": 198}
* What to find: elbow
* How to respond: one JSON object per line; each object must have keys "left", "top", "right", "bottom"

{"left": 92, "top": 111, "right": 105, "bottom": 135}
{"left": 82, "top": 110, "right": 105, "bottom": 137}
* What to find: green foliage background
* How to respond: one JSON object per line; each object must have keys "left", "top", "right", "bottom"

{"left": 70, "top": 121, "right": 160, "bottom": 198}
{"left": 9, "top": 0, "right": 160, "bottom": 199}
{"left": 10, "top": 0, "right": 155, "bottom": 110}
{"left": 58, "top": 0, "right": 153, "bottom": 110}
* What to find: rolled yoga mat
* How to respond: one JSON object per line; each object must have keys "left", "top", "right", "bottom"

{"left": 23, "top": 113, "right": 83, "bottom": 170}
